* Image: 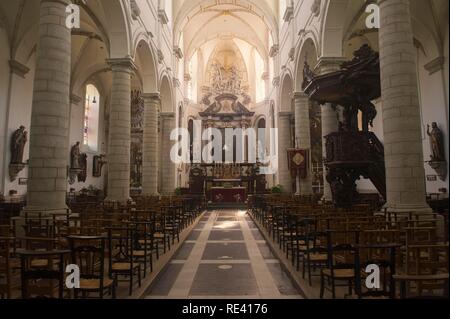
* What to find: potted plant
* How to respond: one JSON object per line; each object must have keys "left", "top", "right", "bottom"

{"left": 271, "top": 185, "right": 283, "bottom": 194}
{"left": 175, "top": 187, "right": 183, "bottom": 196}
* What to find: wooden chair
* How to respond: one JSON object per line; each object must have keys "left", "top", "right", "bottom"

{"left": 67, "top": 235, "right": 115, "bottom": 299}
{"left": 320, "top": 230, "right": 359, "bottom": 299}
{"left": 394, "top": 244, "right": 449, "bottom": 299}
{"left": 130, "top": 221, "right": 156, "bottom": 277}
{"left": 18, "top": 250, "right": 69, "bottom": 299}
{"left": 107, "top": 227, "right": 141, "bottom": 296}
{"left": 0, "top": 237, "right": 19, "bottom": 299}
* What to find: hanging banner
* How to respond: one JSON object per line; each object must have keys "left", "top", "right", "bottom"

{"left": 287, "top": 149, "right": 309, "bottom": 179}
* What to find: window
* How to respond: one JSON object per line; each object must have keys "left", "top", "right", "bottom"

{"left": 83, "top": 84, "right": 100, "bottom": 152}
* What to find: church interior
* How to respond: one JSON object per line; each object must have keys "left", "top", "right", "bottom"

{"left": 0, "top": 0, "right": 448, "bottom": 300}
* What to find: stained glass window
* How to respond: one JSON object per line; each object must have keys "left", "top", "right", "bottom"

{"left": 83, "top": 84, "right": 100, "bottom": 152}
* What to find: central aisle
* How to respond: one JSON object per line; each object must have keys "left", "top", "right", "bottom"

{"left": 145, "top": 210, "right": 303, "bottom": 299}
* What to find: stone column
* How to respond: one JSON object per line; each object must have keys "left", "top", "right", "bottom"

{"left": 378, "top": 0, "right": 431, "bottom": 213}
{"left": 316, "top": 58, "right": 345, "bottom": 202}
{"left": 105, "top": 58, "right": 136, "bottom": 203}
{"left": 25, "top": 0, "right": 71, "bottom": 214}
{"left": 142, "top": 93, "right": 160, "bottom": 196}
{"left": 160, "top": 113, "right": 176, "bottom": 194}
{"left": 278, "top": 112, "right": 292, "bottom": 193}
{"left": 294, "top": 92, "right": 313, "bottom": 195}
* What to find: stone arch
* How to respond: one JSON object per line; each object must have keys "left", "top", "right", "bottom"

{"left": 279, "top": 72, "right": 294, "bottom": 113}
{"left": 321, "top": 0, "right": 350, "bottom": 57}
{"left": 103, "top": 0, "right": 132, "bottom": 58}
{"left": 159, "top": 74, "right": 174, "bottom": 113}
{"left": 134, "top": 39, "right": 158, "bottom": 93}
{"left": 295, "top": 37, "right": 319, "bottom": 92}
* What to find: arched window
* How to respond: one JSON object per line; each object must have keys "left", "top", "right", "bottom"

{"left": 83, "top": 84, "right": 100, "bottom": 152}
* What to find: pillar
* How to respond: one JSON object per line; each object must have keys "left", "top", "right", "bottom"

{"left": 25, "top": 0, "right": 72, "bottom": 214}
{"left": 294, "top": 92, "right": 313, "bottom": 195}
{"left": 160, "top": 113, "right": 176, "bottom": 194}
{"left": 378, "top": 0, "right": 431, "bottom": 213}
{"left": 316, "top": 57, "right": 346, "bottom": 202}
{"left": 105, "top": 58, "right": 136, "bottom": 203}
{"left": 278, "top": 112, "right": 292, "bottom": 193}
{"left": 142, "top": 93, "right": 160, "bottom": 196}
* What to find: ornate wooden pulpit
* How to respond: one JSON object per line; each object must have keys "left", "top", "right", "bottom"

{"left": 303, "top": 45, "right": 386, "bottom": 207}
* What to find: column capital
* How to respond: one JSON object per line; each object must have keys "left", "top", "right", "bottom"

{"left": 315, "top": 57, "right": 346, "bottom": 75}
{"left": 293, "top": 91, "right": 309, "bottom": 100}
{"left": 106, "top": 57, "right": 137, "bottom": 73}
{"left": 278, "top": 111, "right": 293, "bottom": 118}
{"left": 142, "top": 92, "right": 161, "bottom": 102}
{"left": 160, "top": 112, "right": 175, "bottom": 119}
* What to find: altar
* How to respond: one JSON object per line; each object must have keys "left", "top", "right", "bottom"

{"left": 211, "top": 187, "right": 246, "bottom": 204}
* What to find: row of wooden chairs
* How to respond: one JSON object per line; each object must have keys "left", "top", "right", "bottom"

{"left": 249, "top": 195, "right": 449, "bottom": 299}
{"left": 0, "top": 195, "right": 205, "bottom": 299}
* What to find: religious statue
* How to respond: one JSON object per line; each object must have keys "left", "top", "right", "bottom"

{"left": 302, "top": 61, "right": 315, "bottom": 89}
{"left": 70, "top": 142, "right": 81, "bottom": 169}
{"left": 10, "top": 126, "right": 28, "bottom": 164}
{"left": 77, "top": 153, "right": 88, "bottom": 183}
{"left": 93, "top": 155, "right": 107, "bottom": 177}
{"left": 427, "top": 123, "right": 445, "bottom": 162}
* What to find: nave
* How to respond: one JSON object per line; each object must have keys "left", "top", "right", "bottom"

{"left": 145, "top": 209, "right": 302, "bottom": 299}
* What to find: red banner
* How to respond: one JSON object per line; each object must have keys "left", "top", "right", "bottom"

{"left": 287, "top": 149, "right": 309, "bottom": 179}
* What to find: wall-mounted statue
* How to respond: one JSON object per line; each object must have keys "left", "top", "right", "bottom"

{"left": 9, "top": 126, "right": 28, "bottom": 182}
{"left": 302, "top": 61, "right": 315, "bottom": 89}
{"left": 93, "top": 155, "right": 107, "bottom": 178}
{"left": 70, "top": 142, "right": 81, "bottom": 169}
{"left": 68, "top": 142, "right": 87, "bottom": 184}
{"left": 11, "top": 126, "right": 27, "bottom": 164}
{"left": 427, "top": 122, "right": 447, "bottom": 181}
{"left": 77, "top": 153, "right": 88, "bottom": 183}
{"left": 427, "top": 123, "right": 445, "bottom": 162}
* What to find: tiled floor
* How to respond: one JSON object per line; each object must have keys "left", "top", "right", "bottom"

{"left": 145, "top": 209, "right": 303, "bottom": 299}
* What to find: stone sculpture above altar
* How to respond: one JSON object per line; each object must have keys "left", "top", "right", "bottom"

{"left": 200, "top": 58, "right": 252, "bottom": 115}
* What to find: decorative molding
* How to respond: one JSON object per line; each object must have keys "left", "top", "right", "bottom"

{"left": 289, "top": 48, "right": 295, "bottom": 61}
{"left": 173, "top": 46, "right": 183, "bottom": 60}
{"left": 261, "top": 72, "right": 270, "bottom": 81}
{"left": 269, "top": 44, "right": 279, "bottom": 58}
{"left": 272, "top": 76, "right": 280, "bottom": 87}
{"left": 315, "top": 57, "right": 347, "bottom": 74}
{"left": 424, "top": 57, "right": 445, "bottom": 75}
{"left": 130, "top": 0, "right": 141, "bottom": 20}
{"left": 173, "top": 77, "right": 181, "bottom": 88}
{"left": 70, "top": 94, "right": 82, "bottom": 105}
{"left": 184, "top": 73, "right": 192, "bottom": 82}
{"left": 106, "top": 57, "right": 138, "bottom": 72}
{"left": 311, "top": 0, "right": 321, "bottom": 17}
{"left": 157, "top": 49, "right": 164, "bottom": 64}
{"left": 283, "top": 6, "right": 294, "bottom": 22}
{"left": 158, "top": 9, "right": 169, "bottom": 25}
{"left": 9, "top": 60, "right": 30, "bottom": 78}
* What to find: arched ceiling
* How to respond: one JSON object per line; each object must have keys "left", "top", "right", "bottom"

{"left": 176, "top": 0, "right": 278, "bottom": 60}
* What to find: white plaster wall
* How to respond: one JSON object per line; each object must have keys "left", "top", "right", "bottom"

{"left": 3, "top": 58, "right": 35, "bottom": 196}
{"left": 67, "top": 87, "right": 107, "bottom": 192}
{"left": 0, "top": 27, "right": 9, "bottom": 195}
{"left": 418, "top": 50, "right": 449, "bottom": 193}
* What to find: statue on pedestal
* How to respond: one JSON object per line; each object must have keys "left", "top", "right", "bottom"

{"left": 70, "top": 142, "right": 81, "bottom": 169}
{"left": 9, "top": 126, "right": 28, "bottom": 182}
{"left": 11, "top": 126, "right": 27, "bottom": 164}
{"left": 427, "top": 123, "right": 445, "bottom": 162}
{"left": 427, "top": 122, "right": 447, "bottom": 181}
